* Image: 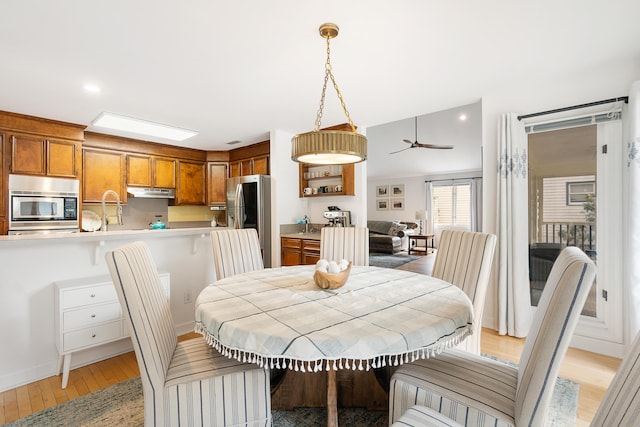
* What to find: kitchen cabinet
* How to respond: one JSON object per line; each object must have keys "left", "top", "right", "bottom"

{"left": 298, "top": 163, "right": 354, "bottom": 197}
{"left": 82, "top": 148, "right": 127, "bottom": 204}
{"left": 54, "top": 273, "right": 169, "bottom": 389}
{"left": 176, "top": 160, "right": 206, "bottom": 205}
{"left": 229, "top": 155, "right": 269, "bottom": 177}
{"left": 281, "top": 236, "right": 321, "bottom": 266}
{"left": 127, "top": 154, "right": 176, "bottom": 189}
{"left": 207, "top": 162, "right": 227, "bottom": 205}
{"left": 9, "top": 134, "right": 79, "bottom": 178}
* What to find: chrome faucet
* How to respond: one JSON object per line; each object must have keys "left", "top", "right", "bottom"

{"left": 303, "top": 215, "right": 310, "bottom": 234}
{"left": 101, "top": 190, "right": 123, "bottom": 232}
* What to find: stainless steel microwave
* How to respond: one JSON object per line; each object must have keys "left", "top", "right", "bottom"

{"left": 9, "top": 175, "right": 79, "bottom": 233}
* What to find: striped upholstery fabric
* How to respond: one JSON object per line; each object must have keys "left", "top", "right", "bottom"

{"left": 590, "top": 331, "right": 640, "bottom": 426}
{"left": 320, "top": 227, "right": 369, "bottom": 266}
{"left": 211, "top": 229, "right": 264, "bottom": 281}
{"left": 390, "top": 246, "right": 596, "bottom": 426}
{"left": 392, "top": 405, "right": 464, "bottom": 427}
{"left": 106, "top": 242, "right": 272, "bottom": 427}
{"left": 431, "top": 230, "right": 496, "bottom": 354}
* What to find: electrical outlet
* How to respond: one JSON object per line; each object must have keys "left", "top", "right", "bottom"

{"left": 183, "top": 291, "right": 192, "bottom": 304}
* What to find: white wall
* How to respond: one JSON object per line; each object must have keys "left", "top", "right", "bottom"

{"left": 480, "top": 59, "right": 640, "bottom": 336}
{"left": 0, "top": 230, "right": 215, "bottom": 392}
{"left": 269, "top": 128, "right": 368, "bottom": 266}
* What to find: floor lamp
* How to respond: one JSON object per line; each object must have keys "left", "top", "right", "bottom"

{"left": 415, "top": 210, "right": 427, "bottom": 235}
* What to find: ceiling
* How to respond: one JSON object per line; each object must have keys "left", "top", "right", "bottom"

{"left": 1, "top": 1, "right": 639, "bottom": 177}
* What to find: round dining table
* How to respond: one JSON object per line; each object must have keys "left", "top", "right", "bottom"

{"left": 195, "top": 265, "right": 474, "bottom": 427}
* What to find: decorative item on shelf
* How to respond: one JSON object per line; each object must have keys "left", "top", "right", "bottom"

{"left": 415, "top": 209, "right": 427, "bottom": 235}
{"left": 291, "top": 23, "right": 367, "bottom": 165}
{"left": 313, "top": 259, "right": 352, "bottom": 289}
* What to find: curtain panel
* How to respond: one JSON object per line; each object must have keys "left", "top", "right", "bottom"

{"left": 628, "top": 81, "right": 640, "bottom": 337}
{"left": 497, "top": 113, "right": 532, "bottom": 337}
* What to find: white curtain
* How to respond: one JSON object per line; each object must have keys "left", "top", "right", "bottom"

{"left": 628, "top": 81, "right": 640, "bottom": 337}
{"left": 497, "top": 113, "right": 532, "bottom": 337}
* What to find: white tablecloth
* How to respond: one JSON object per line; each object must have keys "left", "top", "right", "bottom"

{"left": 195, "top": 265, "right": 473, "bottom": 372}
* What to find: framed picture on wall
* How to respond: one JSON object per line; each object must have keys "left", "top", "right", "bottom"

{"left": 391, "top": 184, "right": 405, "bottom": 197}
{"left": 377, "top": 199, "right": 389, "bottom": 210}
{"left": 376, "top": 185, "right": 389, "bottom": 197}
{"left": 391, "top": 198, "right": 404, "bottom": 210}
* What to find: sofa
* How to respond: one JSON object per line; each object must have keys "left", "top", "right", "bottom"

{"left": 368, "top": 220, "right": 417, "bottom": 254}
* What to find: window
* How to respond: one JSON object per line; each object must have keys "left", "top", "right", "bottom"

{"left": 567, "top": 181, "right": 595, "bottom": 205}
{"left": 432, "top": 183, "right": 471, "bottom": 228}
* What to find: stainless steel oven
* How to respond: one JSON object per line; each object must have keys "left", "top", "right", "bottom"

{"left": 8, "top": 175, "right": 80, "bottom": 234}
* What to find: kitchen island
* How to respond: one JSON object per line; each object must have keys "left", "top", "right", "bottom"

{"left": 0, "top": 227, "right": 223, "bottom": 392}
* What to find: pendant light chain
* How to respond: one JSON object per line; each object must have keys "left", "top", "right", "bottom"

{"left": 313, "top": 36, "right": 357, "bottom": 133}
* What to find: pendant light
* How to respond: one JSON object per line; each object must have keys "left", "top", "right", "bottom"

{"left": 291, "top": 23, "right": 367, "bottom": 165}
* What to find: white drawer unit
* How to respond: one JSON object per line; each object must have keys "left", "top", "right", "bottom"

{"left": 54, "top": 273, "right": 169, "bottom": 388}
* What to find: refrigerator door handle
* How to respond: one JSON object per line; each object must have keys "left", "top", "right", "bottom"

{"left": 234, "top": 184, "right": 243, "bottom": 229}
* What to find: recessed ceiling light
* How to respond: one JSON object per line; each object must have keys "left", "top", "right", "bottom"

{"left": 91, "top": 112, "right": 198, "bottom": 142}
{"left": 459, "top": 114, "right": 467, "bottom": 121}
{"left": 83, "top": 84, "right": 101, "bottom": 93}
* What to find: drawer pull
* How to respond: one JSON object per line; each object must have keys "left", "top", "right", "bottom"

{"left": 91, "top": 334, "right": 96, "bottom": 338}
{"left": 90, "top": 294, "right": 96, "bottom": 298}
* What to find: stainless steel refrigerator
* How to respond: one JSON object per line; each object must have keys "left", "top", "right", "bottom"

{"left": 226, "top": 174, "right": 272, "bottom": 267}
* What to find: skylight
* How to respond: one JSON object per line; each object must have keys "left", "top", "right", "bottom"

{"left": 92, "top": 112, "right": 198, "bottom": 142}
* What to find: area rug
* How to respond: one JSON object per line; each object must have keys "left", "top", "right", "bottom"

{"left": 369, "top": 252, "right": 420, "bottom": 268}
{"left": 4, "top": 367, "right": 578, "bottom": 427}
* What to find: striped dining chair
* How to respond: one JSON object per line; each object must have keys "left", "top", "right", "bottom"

{"left": 389, "top": 246, "right": 596, "bottom": 426}
{"left": 320, "top": 226, "right": 369, "bottom": 266}
{"left": 211, "top": 228, "right": 264, "bottom": 280}
{"left": 106, "top": 241, "right": 272, "bottom": 427}
{"left": 431, "top": 229, "right": 497, "bottom": 354}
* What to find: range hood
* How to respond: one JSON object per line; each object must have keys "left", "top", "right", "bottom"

{"left": 126, "top": 187, "right": 175, "bottom": 199}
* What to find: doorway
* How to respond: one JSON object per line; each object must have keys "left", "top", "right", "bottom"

{"left": 527, "top": 120, "right": 623, "bottom": 353}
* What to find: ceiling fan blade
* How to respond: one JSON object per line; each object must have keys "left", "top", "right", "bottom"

{"left": 402, "top": 139, "right": 414, "bottom": 144}
{"left": 416, "top": 142, "right": 454, "bottom": 150}
{"left": 389, "top": 147, "right": 413, "bottom": 155}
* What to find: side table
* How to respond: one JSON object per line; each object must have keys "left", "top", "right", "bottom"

{"left": 408, "top": 234, "right": 434, "bottom": 255}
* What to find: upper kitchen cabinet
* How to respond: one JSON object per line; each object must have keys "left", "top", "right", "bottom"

{"left": 82, "top": 147, "right": 126, "bottom": 204}
{"left": 126, "top": 154, "right": 176, "bottom": 189}
{"left": 176, "top": 160, "right": 206, "bottom": 205}
{"left": 228, "top": 140, "right": 270, "bottom": 177}
{"left": 207, "top": 162, "right": 228, "bottom": 206}
{"left": 0, "top": 111, "right": 83, "bottom": 178}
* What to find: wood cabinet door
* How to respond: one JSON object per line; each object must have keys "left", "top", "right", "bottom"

{"left": 10, "top": 134, "right": 45, "bottom": 175}
{"left": 230, "top": 161, "right": 240, "bottom": 177}
{"left": 253, "top": 155, "right": 269, "bottom": 175}
{"left": 83, "top": 149, "right": 126, "bottom": 203}
{"left": 207, "top": 162, "right": 227, "bottom": 205}
{"left": 153, "top": 157, "right": 176, "bottom": 189}
{"left": 176, "top": 160, "right": 206, "bottom": 205}
{"left": 240, "top": 159, "right": 253, "bottom": 176}
{"left": 282, "top": 250, "right": 302, "bottom": 266}
{"left": 47, "top": 139, "right": 78, "bottom": 178}
{"left": 126, "top": 155, "right": 152, "bottom": 187}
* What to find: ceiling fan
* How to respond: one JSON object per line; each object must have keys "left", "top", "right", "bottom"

{"left": 389, "top": 116, "right": 454, "bottom": 154}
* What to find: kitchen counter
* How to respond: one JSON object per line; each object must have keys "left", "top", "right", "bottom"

{"left": 0, "top": 227, "right": 228, "bottom": 243}
{"left": 280, "top": 231, "right": 321, "bottom": 240}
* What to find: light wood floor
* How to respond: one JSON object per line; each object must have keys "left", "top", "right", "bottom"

{"left": 0, "top": 255, "right": 622, "bottom": 425}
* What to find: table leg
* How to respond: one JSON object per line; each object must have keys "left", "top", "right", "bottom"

{"left": 327, "top": 368, "right": 338, "bottom": 427}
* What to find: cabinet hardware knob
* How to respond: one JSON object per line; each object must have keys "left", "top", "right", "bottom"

{"left": 91, "top": 314, "right": 96, "bottom": 318}
{"left": 91, "top": 334, "right": 96, "bottom": 338}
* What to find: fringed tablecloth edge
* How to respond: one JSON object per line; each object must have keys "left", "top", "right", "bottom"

{"left": 194, "top": 323, "right": 471, "bottom": 373}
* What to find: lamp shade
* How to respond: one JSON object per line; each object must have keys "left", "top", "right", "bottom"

{"left": 415, "top": 210, "right": 428, "bottom": 221}
{"left": 291, "top": 130, "right": 367, "bottom": 165}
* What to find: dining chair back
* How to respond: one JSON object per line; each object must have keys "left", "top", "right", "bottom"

{"left": 389, "top": 246, "right": 596, "bottom": 426}
{"left": 320, "top": 226, "right": 369, "bottom": 265}
{"left": 431, "top": 229, "right": 497, "bottom": 354}
{"left": 106, "top": 241, "right": 271, "bottom": 427}
{"left": 590, "top": 330, "right": 640, "bottom": 426}
{"left": 211, "top": 228, "right": 264, "bottom": 280}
